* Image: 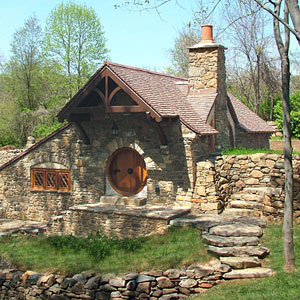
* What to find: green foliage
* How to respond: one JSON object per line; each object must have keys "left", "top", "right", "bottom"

{"left": 43, "top": 1, "right": 109, "bottom": 96}
{"left": 35, "top": 122, "right": 64, "bottom": 139}
{"left": 168, "top": 28, "right": 200, "bottom": 77}
{"left": 0, "top": 5, "right": 109, "bottom": 147}
{"left": 46, "top": 230, "right": 145, "bottom": 260}
{"left": 274, "top": 91, "right": 300, "bottom": 138}
{"left": 221, "top": 147, "right": 284, "bottom": 155}
{"left": 0, "top": 227, "right": 208, "bottom": 275}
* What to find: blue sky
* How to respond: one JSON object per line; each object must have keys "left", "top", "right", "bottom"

{"left": 0, "top": 1, "right": 298, "bottom": 73}
{"left": 0, "top": 0, "right": 200, "bottom": 71}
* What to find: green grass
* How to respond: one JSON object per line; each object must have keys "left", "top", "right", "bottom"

{"left": 0, "top": 226, "right": 209, "bottom": 276}
{"left": 270, "top": 136, "right": 284, "bottom": 140}
{"left": 190, "top": 224, "right": 300, "bottom": 300}
{"left": 221, "top": 147, "right": 284, "bottom": 155}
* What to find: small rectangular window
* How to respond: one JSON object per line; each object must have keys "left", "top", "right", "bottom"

{"left": 31, "top": 169, "right": 71, "bottom": 192}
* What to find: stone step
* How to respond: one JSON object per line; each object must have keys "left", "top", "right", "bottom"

{"left": 208, "top": 245, "right": 270, "bottom": 258}
{"left": 222, "top": 267, "right": 274, "bottom": 279}
{"left": 202, "top": 234, "right": 259, "bottom": 247}
{"left": 209, "top": 224, "right": 263, "bottom": 237}
{"left": 222, "top": 208, "right": 256, "bottom": 217}
{"left": 243, "top": 187, "right": 281, "bottom": 196}
{"left": 231, "top": 193, "right": 263, "bottom": 202}
{"left": 229, "top": 200, "right": 262, "bottom": 210}
{"left": 220, "top": 256, "right": 261, "bottom": 269}
{"left": 100, "top": 196, "right": 146, "bottom": 206}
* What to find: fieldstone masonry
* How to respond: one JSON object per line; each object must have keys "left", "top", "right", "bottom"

{"left": 0, "top": 118, "right": 212, "bottom": 223}
{"left": 191, "top": 153, "right": 300, "bottom": 222}
{"left": 0, "top": 257, "right": 274, "bottom": 300}
{"left": 0, "top": 262, "right": 230, "bottom": 300}
{"left": 189, "top": 44, "right": 230, "bottom": 151}
{"left": 1, "top": 133, "right": 300, "bottom": 230}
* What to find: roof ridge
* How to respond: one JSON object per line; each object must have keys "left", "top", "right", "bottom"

{"left": 105, "top": 61, "right": 187, "bottom": 81}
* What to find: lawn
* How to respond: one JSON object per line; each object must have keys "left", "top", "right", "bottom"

{"left": 222, "top": 147, "right": 285, "bottom": 155}
{"left": 0, "top": 226, "right": 210, "bottom": 276}
{"left": 191, "top": 224, "right": 300, "bottom": 300}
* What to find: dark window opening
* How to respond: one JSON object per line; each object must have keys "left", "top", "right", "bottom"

{"left": 78, "top": 91, "right": 103, "bottom": 107}
{"left": 110, "top": 90, "right": 138, "bottom": 106}
{"left": 108, "top": 77, "right": 118, "bottom": 95}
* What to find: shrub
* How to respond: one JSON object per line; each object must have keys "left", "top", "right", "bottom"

{"left": 274, "top": 91, "right": 300, "bottom": 138}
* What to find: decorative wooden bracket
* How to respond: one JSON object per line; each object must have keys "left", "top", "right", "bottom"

{"left": 73, "top": 121, "right": 91, "bottom": 145}
{"left": 150, "top": 118, "right": 168, "bottom": 145}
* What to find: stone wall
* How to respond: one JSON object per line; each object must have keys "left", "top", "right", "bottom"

{"left": 235, "top": 130, "right": 270, "bottom": 149}
{"left": 192, "top": 153, "right": 300, "bottom": 221}
{"left": 0, "top": 115, "right": 211, "bottom": 222}
{"left": 0, "top": 148, "right": 23, "bottom": 166}
{"left": 0, "top": 260, "right": 231, "bottom": 300}
{"left": 49, "top": 206, "right": 170, "bottom": 238}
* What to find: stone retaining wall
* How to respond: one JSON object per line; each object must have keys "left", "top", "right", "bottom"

{"left": 49, "top": 208, "right": 169, "bottom": 238}
{"left": 192, "top": 153, "right": 300, "bottom": 221}
{"left": 0, "top": 260, "right": 231, "bottom": 300}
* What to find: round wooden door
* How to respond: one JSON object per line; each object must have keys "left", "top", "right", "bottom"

{"left": 107, "top": 147, "right": 148, "bottom": 196}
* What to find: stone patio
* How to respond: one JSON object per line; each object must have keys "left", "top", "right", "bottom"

{"left": 0, "top": 219, "right": 48, "bottom": 236}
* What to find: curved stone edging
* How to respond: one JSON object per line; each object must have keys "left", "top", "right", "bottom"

{"left": 0, "top": 260, "right": 231, "bottom": 300}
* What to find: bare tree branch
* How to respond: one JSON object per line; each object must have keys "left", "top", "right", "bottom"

{"left": 254, "top": 0, "right": 300, "bottom": 44}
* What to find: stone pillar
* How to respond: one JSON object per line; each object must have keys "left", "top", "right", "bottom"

{"left": 188, "top": 25, "right": 230, "bottom": 150}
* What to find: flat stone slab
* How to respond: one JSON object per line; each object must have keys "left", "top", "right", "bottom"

{"left": 230, "top": 200, "right": 262, "bottom": 209}
{"left": 0, "top": 219, "right": 48, "bottom": 236}
{"left": 69, "top": 204, "right": 190, "bottom": 221}
{"left": 222, "top": 208, "right": 256, "bottom": 217}
{"left": 169, "top": 214, "right": 267, "bottom": 229}
{"left": 208, "top": 245, "right": 270, "bottom": 258}
{"left": 100, "top": 196, "right": 147, "bottom": 206}
{"left": 202, "top": 234, "right": 259, "bottom": 247}
{"left": 223, "top": 267, "right": 274, "bottom": 279}
{"left": 209, "top": 224, "right": 263, "bottom": 237}
{"left": 220, "top": 256, "right": 261, "bottom": 269}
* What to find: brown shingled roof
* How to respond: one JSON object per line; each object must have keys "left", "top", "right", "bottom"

{"left": 228, "top": 94, "right": 274, "bottom": 133}
{"left": 57, "top": 61, "right": 272, "bottom": 136}
{"left": 106, "top": 62, "right": 218, "bottom": 135}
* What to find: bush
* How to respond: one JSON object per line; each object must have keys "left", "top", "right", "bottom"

{"left": 274, "top": 91, "right": 300, "bottom": 138}
{"left": 45, "top": 230, "right": 145, "bottom": 260}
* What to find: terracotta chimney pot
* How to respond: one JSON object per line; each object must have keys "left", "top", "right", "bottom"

{"left": 200, "top": 24, "right": 214, "bottom": 43}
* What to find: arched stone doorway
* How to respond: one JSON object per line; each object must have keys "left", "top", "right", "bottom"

{"left": 106, "top": 147, "right": 148, "bottom": 196}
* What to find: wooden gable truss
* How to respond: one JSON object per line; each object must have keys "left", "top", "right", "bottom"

{"left": 60, "top": 66, "right": 168, "bottom": 145}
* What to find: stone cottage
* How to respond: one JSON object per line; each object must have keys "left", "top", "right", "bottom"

{"left": 0, "top": 25, "right": 274, "bottom": 230}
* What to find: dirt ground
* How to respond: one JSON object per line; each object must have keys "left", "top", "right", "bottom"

{"left": 270, "top": 140, "right": 300, "bottom": 152}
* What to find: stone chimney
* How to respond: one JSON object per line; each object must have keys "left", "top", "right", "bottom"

{"left": 188, "top": 25, "right": 229, "bottom": 150}
{"left": 188, "top": 25, "right": 226, "bottom": 93}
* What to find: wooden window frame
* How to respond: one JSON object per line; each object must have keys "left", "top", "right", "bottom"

{"left": 31, "top": 168, "right": 71, "bottom": 193}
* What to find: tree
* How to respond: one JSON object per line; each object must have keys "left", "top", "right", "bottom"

{"left": 44, "top": 2, "right": 109, "bottom": 98}
{"left": 9, "top": 15, "right": 43, "bottom": 111}
{"left": 254, "top": 0, "right": 300, "bottom": 45}
{"left": 252, "top": 0, "right": 297, "bottom": 273}
{"left": 168, "top": 28, "right": 200, "bottom": 77}
{"left": 2, "top": 15, "right": 44, "bottom": 144}
{"left": 224, "top": 0, "right": 280, "bottom": 116}
{"left": 273, "top": 0, "right": 295, "bottom": 272}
